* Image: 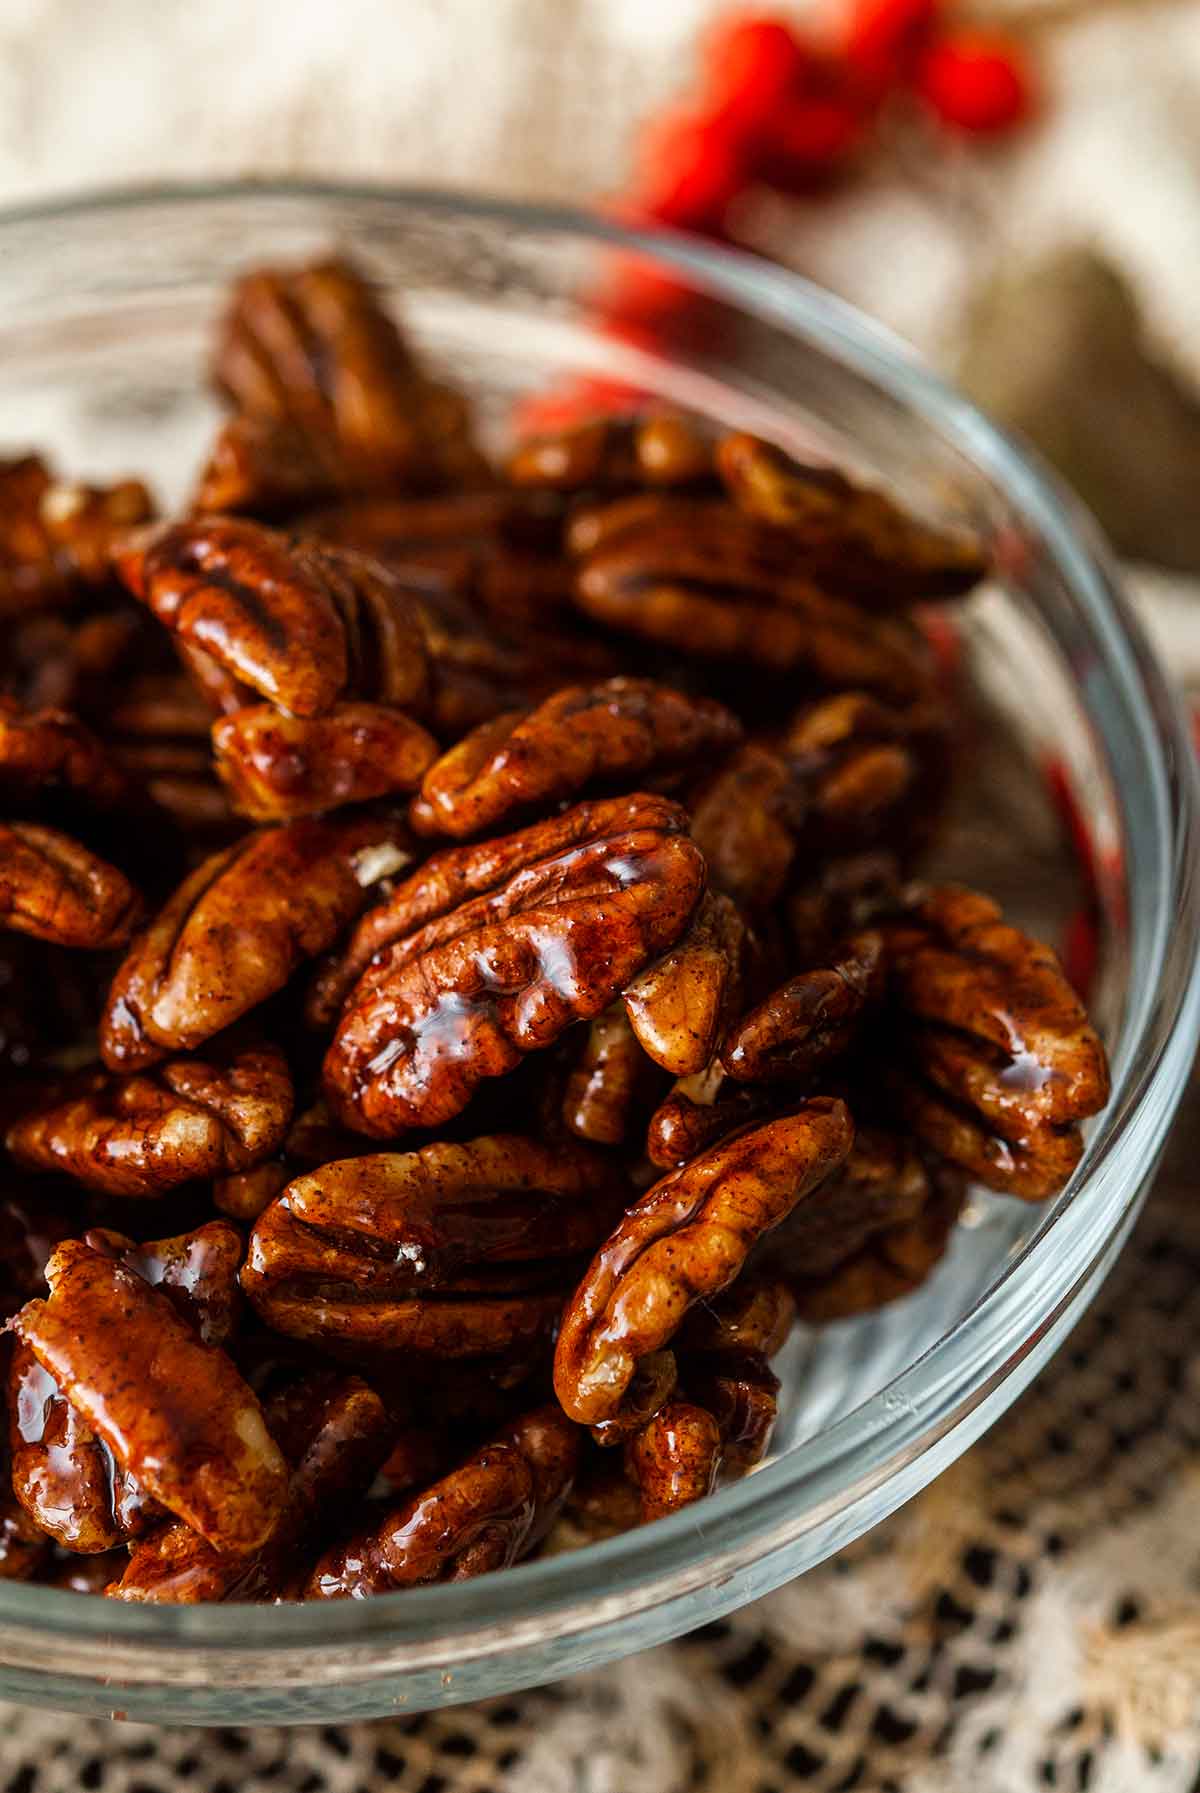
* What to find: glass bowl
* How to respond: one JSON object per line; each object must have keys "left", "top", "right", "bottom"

{"left": 0, "top": 181, "right": 1197, "bottom": 1726}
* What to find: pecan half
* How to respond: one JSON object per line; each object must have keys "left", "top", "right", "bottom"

{"left": 110, "top": 1373, "right": 393, "bottom": 1602}
{"left": 9, "top": 1222, "right": 241, "bottom": 1552}
{"left": 790, "top": 1160, "right": 966, "bottom": 1321}
{"left": 100, "top": 813, "right": 412, "bottom": 1068}
{"left": 212, "top": 256, "right": 483, "bottom": 495}
{"left": 881, "top": 885, "right": 1110, "bottom": 1199}
{"left": 0, "top": 699, "right": 130, "bottom": 809}
{"left": 0, "top": 822, "right": 141, "bottom": 948}
{"left": 765, "top": 1125, "right": 934, "bottom": 1285}
{"left": 645, "top": 1058, "right": 776, "bottom": 1171}
{"left": 304, "top": 1403, "right": 574, "bottom": 1598}
{"left": 12, "top": 1239, "right": 287, "bottom": 1554}
{"left": 554, "top": 1100, "right": 853, "bottom": 1427}
{"left": 193, "top": 414, "right": 352, "bottom": 519}
{"left": 561, "top": 1004, "right": 652, "bottom": 1146}
{"left": 213, "top": 702, "right": 438, "bottom": 821}
{"left": 1, "top": 456, "right": 153, "bottom": 615}
{"left": 627, "top": 1401, "right": 721, "bottom": 1523}
{"left": 715, "top": 432, "right": 986, "bottom": 604}
{"left": 7, "top": 1042, "right": 293, "bottom": 1197}
{"left": 118, "top": 515, "right": 434, "bottom": 719}
{"left": 322, "top": 795, "right": 706, "bottom": 1135}
{"left": 623, "top": 889, "right": 744, "bottom": 1076}
{"left": 682, "top": 1350, "right": 781, "bottom": 1472}
{"left": 409, "top": 677, "right": 740, "bottom": 840}
{"left": 721, "top": 930, "right": 885, "bottom": 1084}
{"left": 241, "top": 1134, "right": 627, "bottom": 1357}
{"left": 508, "top": 414, "right": 713, "bottom": 493}
{"left": 571, "top": 497, "right": 931, "bottom": 697}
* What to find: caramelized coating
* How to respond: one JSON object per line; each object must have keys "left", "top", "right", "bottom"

{"left": 554, "top": 1101, "right": 853, "bottom": 1427}
{"left": 0, "top": 1481, "right": 50, "bottom": 1581}
{"left": 213, "top": 702, "right": 438, "bottom": 821}
{"left": 676, "top": 1275, "right": 796, "bottom": 1359}
{"left": 100, "top": 814, "right": 412, "bottom": 1069}
{"left": 509, "top": 414, "right": 713, "bottom": 492}
{"left": 766, "top": 1126, "right": 934, "bottom": 1285}
{"left": 7, "top": 1042, "right": 292, "bottom": 1197}
{"left": 627, "top": 1401, "right": 721, "bottom": 1523}
{"left": 304, "top": 1405, "right": 574, "bottom": 1598}
{"left": 690, "top": 743, "right": 800, "bottom": 913}
{"left": 117, "top": 520, "right": 431, "bottom": 720}
{"left": 571, "top": 497, "right": 931, "bottom": 698}
{"left": 8, "top": 1222, "right": 240, "bottom": 1552}
{"left": 0, "top": 699, "right": 129, "bottom": 809}
{"left": 645, "top": 1059, "right": 775, "bottom": 1171}
{"left": 684, "top": 1350, "right": 781, "bottom": 1472}
{"left": 721, "top": 931, "right": 885, "bottom": 1084}
{"left": 715, "top": 433, "right": 986, "bottom": 604}
{"left": 241, "top": 1135, "right": 627, "bottom": 1357}
{"left": 410, "top": 677, "right": 740, "bottom": 840}
{"left": 212, "top": 256, "right": 483, "bottom": 494}
{"left": 0, "top": 822, "right": 140, "bottom": 948}
{"left": 322, "top": 796, "right": 705, "bottom": 1136}
{"left": 623, "top": 890, "right": 744, "bottom": 1076}
{"left": 193, "top": 414, "right": 352, "bottom": 518}
{"left": 0, "top": 456, "right": 153, "bottom": 614}
{"left": 111, "top": 1374, "right": 393, "bottom": 1602}
{"left": 13, "top": 1239, "right": 287, "bottom": 1554}
{"left": 561, "top": 1004, "right": 650, "bottom": 1146}
{"left": 882, "top": 885, "right": 1110, "bottom": 1199}
{"left": 791, "top": 1163, "right": 966, "bottom": 1321}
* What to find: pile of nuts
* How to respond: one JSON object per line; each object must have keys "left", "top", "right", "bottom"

{"left": 0, "top": 255, "right": 1109, "bottom": 1601}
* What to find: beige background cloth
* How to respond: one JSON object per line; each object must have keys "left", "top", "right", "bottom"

{"left": 4, "top": 3, "right": 1200, "bottom": 1786}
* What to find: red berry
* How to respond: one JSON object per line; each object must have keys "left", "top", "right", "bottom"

{"left": 764, "top": 94, "right": 867, "bottom": 185}
{"left": 842, "top": 0, "right": 941, "bottom": 93}
{"left": 1061, "top": 906, "right": 1099, "bottom": 1001}
{"left": 913, "top": 31, "right": 1036, "bottom": 135}
{"left": 701, "top": 15, "right": 812, "bottom": 145}
{"left": 631, "top": 108, "right": 747, "bottom": 233}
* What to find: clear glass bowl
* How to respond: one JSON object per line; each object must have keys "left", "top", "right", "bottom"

{"left": 1, "top": 182, "right": 1197, "bottom": 1725}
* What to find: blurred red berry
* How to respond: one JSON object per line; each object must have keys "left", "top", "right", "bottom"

{"left": 914, "top": 31, "right": 1037, "bottom": 134}
{"left": 1061, "top": 905, "right": 1099, "bottom": 1001}
{"left": 701, "top": 15, "right": 812, "bottom": 146}
{"left": 511, "top": 378, "right": 637, "bottom": 439}
{"left": 842, "top": 0, "right": 941, "bottom": 94}
{"left": 632, "top": 108, "right": 747, "bottom": 232}
{"left": 764, "top": 95, "right": 867, "bottom": 186}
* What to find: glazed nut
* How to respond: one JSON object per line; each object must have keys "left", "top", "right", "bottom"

{"left": 553, "top": 1100, "right": 854, "bottom": 1428}
{"left": 627, "top": 1400, "right": 722, "bottom": 1523}
{"left": 882, "top": 883, "right": 1111, "bottom": 1199}
{"left": 6, "top": 1042, "right": 293, "bottom": 1197}
{"left": 790, "top": 1162, "right": 966, "bottom": 1322}
{"left": 409, "top": 677, "right": 740, "bottom": 840}
{"left": 110, "top": 1374, "right": 394, "bottom": 1602}
{"left": 13, "top": 1239, "right": 287, "bottom": 1555}
{"left": 0, "top": 822, "right": 141, "bottom": 949}
{"left": 241, "top": 1134, "right": 627, "bottom": 1357}
{"left": 561, "top": 1004, "right": 648, "bottom": 1146}
{"left": 720, "top": 930, "right": 885, "bottom": 1084}
{"left": 623, "top": 890, "right": 745, "bottom": 1077}
{"left": 0, "top": 455, "right": 154, "bottom": 614}
{"left": 714, "top": 431, "right": 986, "bottom": 604}
{"left": 213, "top": 701, "right": 438, "bottom": 821}
{"left": 117, "top": 519, "right": 431, "bottom": 720}
{"left": 767, "top": 1125, "right": 934, "bottom": 1285}
{"left": 0, "top": 699, "right": 130, "bottom": 809}
{"left": 321, "top": 794, "right": 705, "bottom": 1137}
{"left": 508, "top": 413, "right": 713, "bottom": 493}
{"left": 100, "top": 812, "right": 413, "bottom": 1069}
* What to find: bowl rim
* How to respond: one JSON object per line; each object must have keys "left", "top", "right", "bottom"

{"left": 1, "top": 176, "right": 1198, "bottom": 1666}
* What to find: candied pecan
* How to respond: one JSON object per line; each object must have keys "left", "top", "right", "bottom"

{"left": 508, "top": 414, "right": 713, "bottom": 493}
{"left": 110, "top": 1373, "right": 393, "bottom": 1602}
{"left": 554, "top": 1100, "right": 853, "bottom": 1427}
{"left": 791, "top": 1162, "right": 966, "bottom": 1321}
{"left": 322, "top": 795, "right": 705, "bottom": 1135}
{"left": 787, "top": 850, "right": 902, "bottom": 965}
{"left": 212, "top": 256, "right": 484, "bottom": 493}
{"left": 721, "top": 931, "right": 884, "bottom": 1084}
{"left": 193, "top": 414, "right": 351, "bottom": 518}
{"left": 561, "top": 1004, "right": 651, "bottom": 1146}
{"left": 118, "top": 519, "right": 433, "bottom": 721}
{"left": 213, "top": 702, "right": 438, "bottom": 821}
{"left": 7, "top": 1042, "right": 292, "bottom": 1197}
{"left": 0, "top": 822, "right": 140, "bottom": 948}
{"left": 100, "top": 813, "right": 412, "bottom": 1068}
{"left": 627, "top": 1400, "right": 721, "bottom": 1523}
{"left": 571, "top": 496, "right": 932, "bottom": 697}
{"left": 0, "top": 699, "right": 129, "bottom": 809}
{"left": 8, "top": 1222, "right": 240, "bottom": 1552}
{"left": 676, "top": 1275, "right": 796, "bottom": 1358}
{"left": 765, "top": 1126, "right": 933, "bottom": 1286}
{"left": 13, "top": 1239, "right": 287, "bottom": 1554}
{"left": 409, "top": 677, "right": 740, "bottom": 840}
{"left": 690, "top": 742, "right": 800, "bottom": 913}
{"left": 683, "top": 1350, "right": 780, "bottom": 1473}
{"left": 1, "top": 456, "right": 153, "bottom": 615}
{"left": 303, "top": 1404, "right": 572, "bottom": 1597}
{"left": 0, "top": 1479, "right": 49, "bottom": 1581}
{"left": 587, "top": 1350, "right": 679, "bottom": 1449}
{"left": 645, "top": 1058, "right": 776, "bottom": 1171}
{"left": 623, "top": 890, "right": 744, "bottom": 1076}
{"left": 881, "top": 884, "right": 1110, "bottom": 1199}
{"left": 559, "top": 1448, "right": 643, "bottom": 1541}
{"left": 715, "top": 432, "right": 986, "bottom": 604}
{"left": 241, "top": 1134, "right": 627, "bottom": 1357}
